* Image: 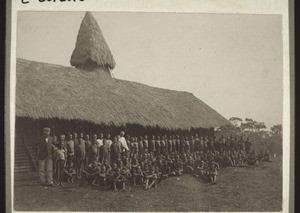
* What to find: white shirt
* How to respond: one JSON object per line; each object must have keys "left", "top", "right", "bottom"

{"left": 104, "top": 139, "right": 112, "bottom": 148}
{"left": 96, "top": 139, "right": 103, "bottom": 147}
{"left": 119, "top": 136, "right": 130, "bottom": 151}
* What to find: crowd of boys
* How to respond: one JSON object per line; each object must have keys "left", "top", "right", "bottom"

{"left": 35, "top": 128, "right": 272, "bottom": 190}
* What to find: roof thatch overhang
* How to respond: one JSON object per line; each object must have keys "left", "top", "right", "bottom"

{"left": 16, "top": 58, "right": 231, "bottom": 131}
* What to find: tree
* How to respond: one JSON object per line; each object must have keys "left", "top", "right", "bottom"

{"left": 241, "top": 118, "right": 266, "bottom": 132}
{"left": 269, "top": 124, "right": 282, "bottom": 155}
{"left": 219, "top": 117, "right": 282, "bottom": 155}
{"left": 229, "top": 117, "right": 243, "bottom": 128}
{"left": 271, "top": 124, "right": 282, "bottom": 135}
{"left": 241, "top": 118, "right": 255, "bottom": 132}
{"left": 245, "top": 118, "right": 254, "bottom": 123}
{"left": 253, "top": 122, "right": 267, "bottom": 132}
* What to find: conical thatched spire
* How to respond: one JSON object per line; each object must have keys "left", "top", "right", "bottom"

{"left": 70, "top": 12, "right": 115, "bottom": 71}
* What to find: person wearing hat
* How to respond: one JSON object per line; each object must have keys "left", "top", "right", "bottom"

{"left": 35, "top": 127, "right": 57, "bottom": 186}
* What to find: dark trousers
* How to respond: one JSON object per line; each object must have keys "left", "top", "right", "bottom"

{"left": 57, "top": 159, "right": 65, "bottom": 183}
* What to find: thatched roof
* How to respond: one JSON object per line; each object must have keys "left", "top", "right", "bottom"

{"left": 16, "top": 58, "right": 230, "bottom": 130}
{"left": 70, "top": 12, "right": 115, "bottom": 70}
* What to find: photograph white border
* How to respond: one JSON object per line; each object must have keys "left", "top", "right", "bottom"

{"left": 6, "top": 0, "right": 291, "bottom": 213}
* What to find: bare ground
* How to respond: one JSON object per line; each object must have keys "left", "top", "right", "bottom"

{"left": 13, "top": 157, "right": 282, "bottom": 212}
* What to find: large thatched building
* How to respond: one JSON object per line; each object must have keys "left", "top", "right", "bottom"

{"left": 15, "top": 12, "right": 230, "bottom": 172}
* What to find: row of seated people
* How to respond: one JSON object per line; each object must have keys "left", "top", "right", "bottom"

{"left": 53, "top": 140, "right": 271, "bottom": 190}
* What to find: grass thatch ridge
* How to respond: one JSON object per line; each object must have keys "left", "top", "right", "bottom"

{"left": 70, "top": 12, "right": 116, "bottom": 70}
{"left": 16, "top": 58, "right": 230, "bottom": 130}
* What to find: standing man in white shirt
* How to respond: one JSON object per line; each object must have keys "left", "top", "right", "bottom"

{"left": 96, "top": 133, "right": 104, "bottom": 148}
{"left": 104, "top": 134, "right": 112, "bottom": 148}
{"left": 119, "top": 131, "right": 130, "bottom": 152}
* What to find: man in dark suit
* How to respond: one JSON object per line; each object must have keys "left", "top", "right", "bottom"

{"left": 35, "top": 127, "right": 57, "bottom": 186}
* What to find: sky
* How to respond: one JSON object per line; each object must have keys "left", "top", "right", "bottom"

{"left": 16, "top": 11, "right": 283, "bottom": 128}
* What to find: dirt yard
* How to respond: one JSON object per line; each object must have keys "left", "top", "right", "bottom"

{"left": 13, "top": 157, "right": 282, "bottom": 211}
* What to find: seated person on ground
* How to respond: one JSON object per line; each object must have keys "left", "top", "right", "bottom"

{"left": 65, "top": 162, "right": 76, "bottom": 183}
{"left": 208, "top": 160, "right": 219, "bottom": 184}
{"left": 82, "top": 160, "right": 101, "bottom": 186}
{"left": 161, "top": 161, "right": 171, "bottom": 179}
{"left": 98, "top": 165, "right": 107, "bottom": 187}
{"left": 145, "top": 166, "right": 158, "bottom": 189}
{"left": 112, "top": 168, "right": 127, "bottom": 191}
{"left": 132, "top": 165, "right": 144, "bottom": 186}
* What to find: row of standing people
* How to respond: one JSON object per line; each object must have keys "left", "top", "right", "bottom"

{"left": 51, "top": 132, "right": 252, "bottom": 186}
{"left": 35, "top": 128, "right": 252, "bottom": 187}
{"left": 51, "top": 132, "right": 252, "bottom": 167}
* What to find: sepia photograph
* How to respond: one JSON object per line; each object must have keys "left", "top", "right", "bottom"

{"left": 11, "top": 9, "right": 285, "bottom": 212}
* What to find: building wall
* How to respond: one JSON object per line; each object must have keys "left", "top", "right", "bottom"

{"left": 15, "top": 116, "right": 214, "bottom": 144}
